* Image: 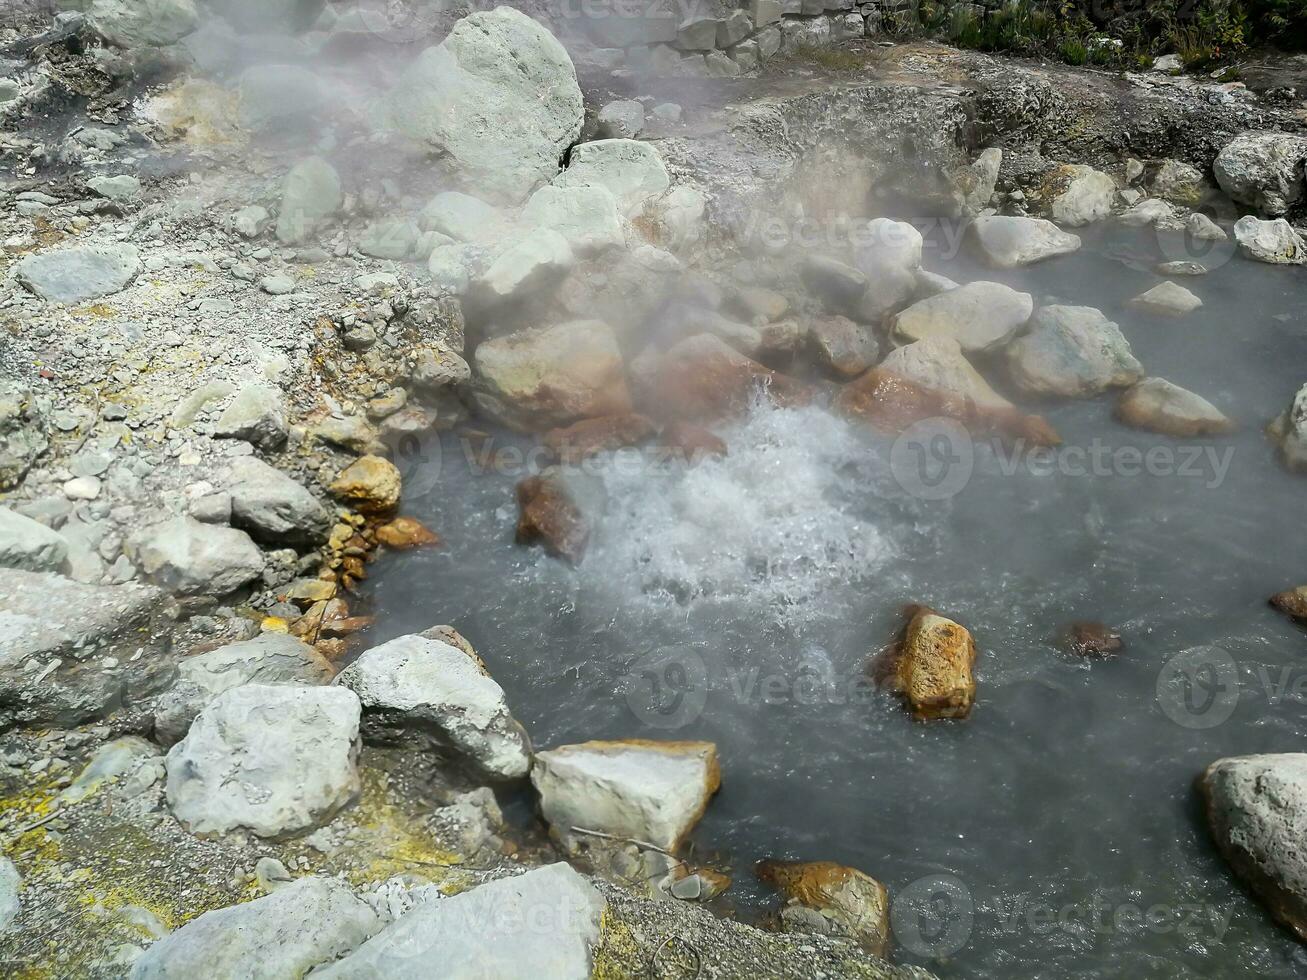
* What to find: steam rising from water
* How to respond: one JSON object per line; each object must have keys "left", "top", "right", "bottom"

{"left": 581, "top": 401, "right": 894, "bottom": 621}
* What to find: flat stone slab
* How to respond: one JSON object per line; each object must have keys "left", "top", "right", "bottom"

{"left": 891, "top": 281, "right": 1033, "bottom": 353}
{"left": 969, "top": 215, "right": 1081, "bottom": 268}
{"left": 14, "top": 244, "right": 141, "bottom": 304}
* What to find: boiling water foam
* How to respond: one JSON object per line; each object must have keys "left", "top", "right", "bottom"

{"left": 578, "top": 402, "right": 895, "bottom": 623}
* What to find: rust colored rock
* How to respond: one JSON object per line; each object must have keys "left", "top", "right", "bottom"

{"left": 835, "top": 368, "right": 1060, "bottom": 447}
{"left": 641, "top": 334, "right": 813, "bottom": 424}
{"left": 657, "top": 421, "right": 728, "bottom": 465}
{"left": 543, "top": 413, "right": 657, "bottom": 464}
{"left": 1114, "top": 378, "right": 1234, "bottom": 437}
{"left": 756, "top": 859, "right": 891, "bottom": 957}
{"left": 375, "top": 516, "right": 441, "bottom": 550}
{"left": 877, "top": 605, "right": 977, "bottom": 720}
{"left": 515, "top": 466, "right": 605, "bottom": 564}
{"left": 329, "top": 455, "right": 401, "bottom": 514}
{"left": 1065, "top": 621, "right": 1123, "bottom": 657}
{"left": 1270, "top": 587, "right": 1307, "bottom": 623}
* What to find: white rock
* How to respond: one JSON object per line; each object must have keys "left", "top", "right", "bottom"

{"left": 1128, "top": 280, "right": 1202, "bottom": 316}
{"left": 0, "top": 858, "right": 17, "bottom": 933}
{"left": 522, "top": 184, "right": 624, "bottom": 256}
{"left": 212, "top": 384, "right": 287, "bottom": 450}
{"left": 383, "top": 8, "right": 583, "bottom": 203}
{"left": 132, "top": 517, "right": 263, "bottom": 597}
{"left": 879, "top": 337, "right": 1013, "bottom": 414}
{"left": 1046, "top": 164, "right": 1115, "bottom": 226}
{"left": 86, "top": 175, "right": 141, "bottom": 201}
{"left": 892, "top": 281, "right": 1033, "bottom": 353}
{"left": 315, "top": 864, "right": 604, "bottom": 980}
{"left": 166, "top": 684, "right": 361, "bottom": 838}
{"left": 531, "top": 739, "right": 720, "bottom": 851}
{"left": 1118, "top": 198, "right": 1176, "bottom": 228}
{"left": 553, "top": 139, "right": 671, "bottom": 216}
{"left": 88, "top": 0, "right": 198, "bottom": 47}
{"left": 466, "top": 227, "right": 574, "bottom": 315}
{"left": 1186, "top": 212, "right": 1227, "bottom": 241}
{"left": 1115, "top": 378, "right": 1233, "bottom": 436}
{"left": 14, "top": 243, "right": 141, "bottom": 304}
{"left": 0, "top": 507, "right": 69, "bottom": 572}
{"left": 1269, "top": 383, "right": 1307, "bottom": 472}
{"left": 1006, "top": 305, "right": 1143, "bottom": 397}
{"left": 1214, "top": 132, "right": 1307, "bottom": 217}
{"left": 597, "top": 100, "right": 645, "bottom": 139}
{"left": 418, "top": 191, "right": 509, "bottom": 245}
{"left": 275, "top": 157, "right": 342, "bottom": 245}
{"left": 968, "top": 215, "right": 1080, "bottom": 268}
{"left": 1233, "top": 215, "right": 1307, "bottom": 265}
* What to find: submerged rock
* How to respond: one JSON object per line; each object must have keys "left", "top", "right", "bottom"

{"left": 543, "top": 414, "right": 657, "bottom": 464}
{"left": 132, "top": 517, "right": 263, "bottom": 597}
{"left": 1213, "top": 132, "right": 1307, "bottom": 217}
{"left": 516, "top": 465, "right": 605, "bottom": 563}
{"left": 891, "top": 281, "right": 1033, "bottom": 354}
{"left": 756, "top": 859, "right": 890, "bottom": 957}
{"left": 129, "top": 876, "right": 380, "bottom": 979}
{"left": 0, "top": 506, "right": 69, "bottom": 572}
{"left": 1128, "top": 281, "right": 1203, "bottom": 317}
{"left": 968, "top": 215, "right": 1081, "bottom": 268}
{"left": 1233, "top": 216, "right": 1307, "bottom": 265}
{"left": 1270, "top": 586, "right": 1307, "bottom": 623}
{"left": 14, "top": 244, "right": 141, "bottom": 304}
{"left": 153, "top": 632, "right": 334, "bottom": 746}
{"left": 165, "top": 684, "right": 362, "bottom": 839}
{"left": 314, "top": 864, "right": 605, "bottom": 979}
{"left": 473, "top": 320, "right": 632, "bottom": 431}
{"left": 328, "top": 455, "right": 401, "bottom": 514}
{"left": 1114, "top": 378, "right": 1234, "bottom": 437}
{"left": 1269, "top": 383, "right": 1307, "bottom": 472}
{"left": 383, "top": 8, "right": 584, "bottom": 204}
{"left": 333, "top": 627, "right": 531, "bottom": 780}
{"left": 1005, "top": 305, "right": 1142, "bottom": 398}
{"left": 878, "top": 606, "right": 977, "bottom": 721}
{"left": 1064, "top": 622, "right": 1124, "bottom": 657}
{"left": 531, "top": 739, "right": 721, "bottom": 852}
{"left": 1201, "top": 754, "right": 1307, "bottom": 941}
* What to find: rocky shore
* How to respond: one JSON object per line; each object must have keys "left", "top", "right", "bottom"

{"left": 2, "top": 0, "right": 1307, "bottom": 976}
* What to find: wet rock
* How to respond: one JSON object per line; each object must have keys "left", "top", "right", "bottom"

{"left": 543, "top": 414, "right": 657, "bottom": 464}
{"left": 212, "top": 384, "right": 288, "bottom": 450}
{"left": 642, "top": 334, "right": 811, "bottom": 424}
{"left": 473, "top": 320, "right": 631, "bottom": 431}
{"left": 1201, "top": 754, "right": 1307, "bottom": 941}
{"left": 1128, "top": 281, "right": 1202, "bottom": 317}
{"left": 1150, "top": 159, "right": 1207, "bottom": 206}
{"left": 657, "top": 422, "right": 728, "bottom": 463}
{"left": 730, "top": 286, "right": 790, "bottom": 323}
{"left": 516, "top": 465, "right": 605, "bottom": 563}
{"left": 88, "top": 0, "right": 199, "bottom": 47}
{"left": 0, "top": 506, "right": 69, "bottom": 572}
{"left": 208, "top": 0, "right": 325, "bottom": 33}
{"left": 531, "top": 739, "right": 721, "bottom": 851}
{"left": 333, "top": 627, "right": 531, "bottom": 780}
{"left": 0, "top": 382, "right": 50, "bottom": 490}
{"left": 225, "top": 457, "right": 330, "bottom": 545}
{"left": 130, "top": 876, "right": 379, "bottom": 979}
{"left": 1270, "top": 586, "right": 1307, "bottom": 622}
{"left": 166, "top": 684, "right": 362, "bottom": 838}
{"left": 1155, "top": 260, "right": 1207, "bottom": 276}
{"left": 756, "top": 860, "right": 890, "bottom": 956}
{"left": 1115, "top": 378, "right": 1234, "bottom": 437}
{"left": 554, "top": 138, "right": 671, "bottom": 216}
{"left": 275, "top": 156, "right": 343, "bottom": 245}
{"left": 132, "top": 517, "right": 264, "bottom": 597}
{"left": 878, "top": 606, "right": 977, "bottom": 721}
{"left": 891, "top": 281, "right": 1033, "bottom": 353}
{"left": 1064, "top": 622, "right": 1123, "bottom": 657}
{"left": 1269, "top": 383, "right": 1307, "bottom": 472}
{"left": 14, "top": 243, "right": 140, "bottom": 304}
{"left": 641, "top": 184, "right": 709, "bottom": 252}
{"left": 1214, "top": 132, "right": 1307, "bottom": 217}
{"left": 1233, "top": 216, "right": 1307, "bottom": 265}
{"left": 1118, "top": 198, "right": 1177, "bottom": 228}
{"left": 1006, "top": 305, "right": 1142, "bottom": 398}
{"left": 153, "top": 632, "right": 334, "bottom": 746}
{"left": 328, "top": 455, "right": 401, "bottom": 514}
{"left": 0, "top": 571, "right": 173, "bottom": 729}
{"left": 522, "top": 184, "right": 624, "bottom": 256}
{"left": 968, "top": 215, "right": 1081, "bottom": 268}
{"left": 1187, "top": 212, "right": 1228, "bottom": 241}
{"left": 314, "top": 864, "right": 604, "bottom": 979}
{"left": 383, "top": 8, "right": 583, "bottom": 204}
{"left": 1035, "top": 164, "right": 1115, "bottom": 227}
{"left": 597, "top": 99, "right": 645, "bottom": 139}
{"left": 466, "top": 227, "right": 574, "bottom": 315}
{"left": 374, "top": 517, "right": 440, "bottom": 550}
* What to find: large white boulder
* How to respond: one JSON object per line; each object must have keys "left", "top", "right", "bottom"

{"left": 88, "top": 0, "right": 199, "bottom": 47}
{"left": 1233, "top": 216, "right": 1307, "bottom": 265}
{"left": 1006, "top": 305, "right": 1142, "bottom": 397}
{"left": 1214, "top": 132, "right": 1307, "bottom": 217}
{"left": 892, "top": 281, "right": 1033, "bottom": 353}
{"left": 531, "top": 739, "right": 721, "bottom": 852}
{"left": 1042, "top": 164, "right": 1116, "bottom": 227}
{"left": 968, "top": 215, "right": 1080, "bottom": 268}
{"left": 315, "top": 864, "right": 605, "bottom": 979}
{"left": 383, "top": 8, "right": 584, "bottom": 204}
{"left": 165, "top": 684, "right": 361, "bottom": 838}
{"left": 333, "top": 628, "right": 531, "bottom": 780}
{"left": 522, "top": 184, "right": 624, "bottom": 256}
{"left": 553, "top": 139, "right": 671, "bottom": 216}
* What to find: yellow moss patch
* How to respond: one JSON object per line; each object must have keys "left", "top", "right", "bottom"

{"left": 590, "top": 911, "right": 646, "bottom": 980}
{"left": 340, "top": 768, "right": 467, "bottom": 890}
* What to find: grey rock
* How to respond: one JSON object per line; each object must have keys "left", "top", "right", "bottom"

{"left": 1045, "top": 164, "right": 1115, "bottom": 226}
{"left": 14, "top": 243, "right": 141, "bottom": 304}
{"left": 130, "top": 876, "right": 379, "bottom": 979}
{"left": 951, "top": 147, "right": 1002, "bottom": 216}
{"left": 275, "top": 156, "right": 342, "bottom": 245}
{"left": 800, "top": 255, "right": 867, "bottom": 312}
{"left": 522, "top": 184, "right": 624, "bottom": 257}
{"left": 1186, "top": 212, "right": 1227, "bottom": 242}
{"left": 0, "top": 506, "right": 69, "bottom": 572}
{"left": 1233, "top": 216, "right": 1307, "bottom": 265}
{"left": 311, "top": 415, "right": 382, "bottom": 455}
{"left": 165, "top": 684, "right": 362, "bottom": 838}
{"left": 358, "top": 219, "right": 421, "bottom": 260}
{"left": 878, "top": 337, "right": 1013, "bottom": 414}
{"left": 553, "top": 139, "right": 671, "bottom": 217}
{"left": 1150, "top": 159, "right": 1206, "bottom": 206}
{"left": 1115, "top": 378, "right": 1234, "bottom": 436}
{"left": 809, "top": 315, "right": 879, "bottom": 378}
{"left": 1006, "top": 305, "right": 1143, "bottom": 397}
{"left": 383, "top": 8, "right": 583, "bottom": 204}
{"left": 258, "top": 274, "right": 295, "bottom": 295}
{"left": 132, "top": 517, "right": 264, "bottom": 597}
{"left": 418, "top": 191, "right": 507, "bottom": 244}
{"left": 225, "top": 457, "right": 330, "bottom": 544}
{"left": 88, "top": 0, "right": 198, "bottom": 47}
{"left": 969, "top": 215, "right": 1081, "bottom": 268}
{"left": 1118, "top": 198, "right": 1177, "bottom": 228}
{"left": 0, "top": 858, "right": 17, "bottom": 932}
{"left": 1269, "top": 383, "right": 1307, "bottom": 473}
{"left": 1214, "top": 132, "right": 1307, "bottom": 217}
{"left": 61, "top": 736, "right": 161, "bottom": 804}
{"left": 315, "top": 863, "right": 604, "bottom": 980}
{"left": 0, "top": 382, "right": 49, "bottom": 490}
{"left": 677, "top": 15, "right": 718, "bottom": 50}
{"left": 189, "top": 492, "right": 232, "bottom": 525}
{"left": 892, "top": 280, "right": 1033, "bottom": 353}
{"left": 1128, "top": 280, "right": 1203, "bottom": 316}
{"left": 705, "top": 51, "right": 741, "bottom": 78}
{"left": 652, "top": 102, "right": 683, "bottom": 123}
{"left": 86, "top": 174, "right": 141, "bottom": 201}
{"left": 597, "top": 100, "right": 645, "bottom": 139}
{"left": 231, "top": 205, "right": 269, "bottom": 239}
{"left": 466, "top": 227, "right": 574, "bottom": 316}
{"left": 718, "top": 9, "right": 753, "bottom": 45}
{"left": 153, "top": 632, "right": 333, "bottom": 746}
{"left": 213, "top": 384, "right": 288, "bottom": 450}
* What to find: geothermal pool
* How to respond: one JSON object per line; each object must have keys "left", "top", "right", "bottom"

{"left": 365, "top": 224, "right": 1307, "bottom": 977}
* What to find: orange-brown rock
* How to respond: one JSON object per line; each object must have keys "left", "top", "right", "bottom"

{"left": 1065, "top": 621, "right": 1123, "bottom": 657}
{"left": 515, "top": 466, "right": 604, "bottom": 564}
{"left": 375, "top": 516, "right": 440, "bottom": 550}
{"left": 876, "top": 605, "right": 977, "bottom": 720}
{"left": 657, "top": 421, "right": 728, "bottom": 464}
{"left": 543, "top": 413, "right": 657, "bottom": 464}
{"left": 640, "top": 334, "right": 813, "bottom": 424}
{"left": 756, "top": 859, "right": 891, "bottom": 957}
{"left": 835, "top": 368, "right": 1060, "bottom": 447}
{"left": 1270, "top": 586, "right": 1307, "bottom": 623}
{"left": 328, "top": 455, "right": 402, "bottom": 514}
